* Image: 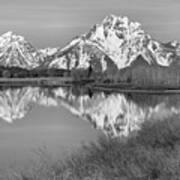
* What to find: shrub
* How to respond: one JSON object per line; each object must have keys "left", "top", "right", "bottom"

{"left": 6, "top": 116, "right": 180, "bottom": 180}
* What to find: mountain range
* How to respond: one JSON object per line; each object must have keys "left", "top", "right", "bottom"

{"left": 0, "top": 86, "right": 179, "bottom": 137}
{"left": 0, "top": 15, "right": 180, "bottom": 72}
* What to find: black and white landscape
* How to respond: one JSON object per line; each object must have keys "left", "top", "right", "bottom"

{"left": 0, "top": 15, "right": 180, "bottom": 89}
{"left": 0, "top": 0, "right": 180, "bottom": 180}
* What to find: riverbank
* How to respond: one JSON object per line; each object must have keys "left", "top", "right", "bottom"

{"left": 92, "top": 86, "right": 180, "bottom": 94}
{"left": 0, "top": 77, "right": 73, "bottom": 87}
{"left": 86, "top": 82, "right": 180, "bottom": 94}
{"left": 0, "top": 77, "right": 95, "bottom": 87}
{"left": 0, "top": 77, "right": 180, "bottom": 94}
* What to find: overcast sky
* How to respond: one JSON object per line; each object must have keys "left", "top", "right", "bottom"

{"left": 0, "top": 0, "right": 179, "bottom": 48}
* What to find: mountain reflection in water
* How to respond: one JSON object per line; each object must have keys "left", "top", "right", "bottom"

{"left": 0, "top": 86, "right": 179, "bottom": 138}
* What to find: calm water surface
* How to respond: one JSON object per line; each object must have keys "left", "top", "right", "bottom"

{"left": 0, "top": 86, "right": 179, "bottom": 170}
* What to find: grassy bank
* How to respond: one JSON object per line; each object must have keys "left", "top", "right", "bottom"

{"left": 4, "top": 115, "right": 180, "bottom": 180}
{"left": 0, "top": 77, "right": 73, "bottom": 87}
{"left": 91, "top": 85, "right": 180, "bottom": 94}
{"left": 84, "top": 81, "right": 180, "bottom": 94}
{"left": 1, "top": 77, "right": 180, "bottom": 93}
{"left": 0, "top": 77, "right": 95, "bottom": 87}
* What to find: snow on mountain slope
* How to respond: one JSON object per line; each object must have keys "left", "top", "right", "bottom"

{"left": 39, "top": 47, "right": 59, "bottom": 59}
{"left": 0, "top": 15, "right": 178, "bottom": 71}
{"left": 0, "top": 31, "right": 44, "bottom": 69}
{"left": 47, "top": 15, "right": 179, "bottom": 71}
{"left": 48, "top": 37, "right": 109, "bottom": 71}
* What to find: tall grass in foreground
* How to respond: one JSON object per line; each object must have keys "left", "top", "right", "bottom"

{"left": 4, "top": 116, "right": 180, "bottom": 180}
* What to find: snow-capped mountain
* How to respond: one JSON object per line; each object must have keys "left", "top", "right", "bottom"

{"left": 0, "top": 31, "right": 44, "bottom": 69}
{"left": 39, "top": 47, "right": 59, "bottom": 57}
{"left": 47, "top": 15, "right": 180, "bottom": 71}
{"left": 0, "top": 86, "right": 179, "bottom": 138}
{"left": 0, "top": 15, "right": 179, "bottom": 71}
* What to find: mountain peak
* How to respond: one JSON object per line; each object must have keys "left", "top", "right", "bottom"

{"left": 1, "top": 31, "right": 25, "bottom": 42}
{"left": 0, "top": 14, "right": 178, "bottom": 71}
{"left": 102, "top": 14, "right": 131, "bottom": 27}
{"left": 48, "top": 14, "right": 178, "bottom": 70}
{"left": 92, "top": 14, "right": 144, "bottom": 36}
{"left": 0, "top": 31, "right": 44, "bottom": 69}
{"left": 2, "top": 31, "right": 13, "bottom": 37}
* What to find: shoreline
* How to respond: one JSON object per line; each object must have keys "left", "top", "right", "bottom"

{"left": 0, "top": 77, "right": 180, "bottom": 93}
{"left": 91, "top": 86, "right": 180, "bottom": 94}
